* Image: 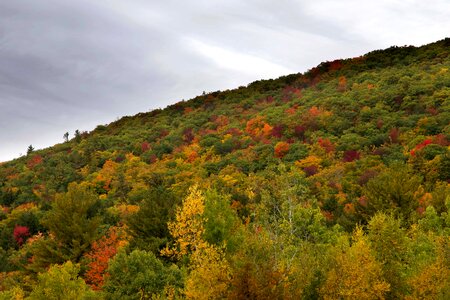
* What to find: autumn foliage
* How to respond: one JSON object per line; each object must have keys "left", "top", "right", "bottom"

{"left": 274, "top": 141, "right": 290, "bottom": 158}
{"left": 84, "top": 227, "right": 126, "bottom": 290}
{"left": 13, "top": 225, "right": 30, "bottom": 246}
{"left": 0, "top": 39, "right": 450, "bottom": 299}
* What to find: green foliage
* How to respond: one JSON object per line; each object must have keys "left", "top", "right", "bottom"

{"left": 362, "top": 163, "right": 422, "bottom": 220}
{"left": 29, "top": 183, "right": 101, "bottom": 270}
{"left": 0, "top": 38, "right": 449, "bottom": 299}
{"left": 28, "top": 261, "right": 98, "bottom": 300}
{"left": 126, "top": 186, "right": 178, "bottom": 253}
{"left": 45, "top": 183, "right": 100, "bottom": 254}
{"left": 367, "top": 213, "right": 409, "bottom": 298}
{"left": 103, "top": 249, "right": 183, "bottom": 299}
{"left": 203, "top": 190, "right": 243, "bottom": 252}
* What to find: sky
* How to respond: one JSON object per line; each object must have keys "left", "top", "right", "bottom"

{"left": 1, "top": 0, "right": 449, "bottom": 162}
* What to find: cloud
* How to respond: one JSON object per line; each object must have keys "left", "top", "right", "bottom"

{"left": 187, "top": 38, "right": 294, "bottom": 78}
{"left": 0, "top": 0, "right": 449, "bottom": 161}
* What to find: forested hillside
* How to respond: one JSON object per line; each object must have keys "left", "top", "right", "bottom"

{"left": 0, "top": 39, "right": 449, "bottom": 299}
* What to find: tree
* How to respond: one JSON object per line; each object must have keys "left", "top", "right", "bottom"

{"left": 13, "top": 225, "right": 30, "bottom": 246}
{"left": 161, "top": 186, "right": 232, "bottom": 299}
{"left": 184, "top": 244, "right": 231, "bottom": 300}
{"left": 320, "top": 228, "right": 390, "bottom": 300}
{"left": 84, "top": 227, "right": 126, "bottom": 290}
{"left": 362, "top": 163, "right": 422, "bottom": 221}
{"left": 274, "top": 141, "right": 290, "bottom": 158}
{"left": 29, "top": 261, "right": 98, "bottom": 300}
{"left": 367, "top": 213, "right": 408, "bottom": 298}
{"left": 126, "top": 186, "right": 178, "bottom": 253}
{"left": 27, "top": 145, "right": 34, "bottom": 155}
{"left": 44, "top": 183, "right": 101, "bottom": 259}
{"left": 203, "top": 190, "right": 242, "bottom": 252}
{"left": 161, "top": 185, "right": 207, "bottom": 258}
{"left": 74, "top": 130, "right": 81, "bottom": 143}
{"left": 406, "top": 237, "right": 450, "bottom": 300}
{"left": 228, "top": 228, "right": 284, "bottom": 299}
{"left": 30, "top": 183, "right": 101, "bottom": 270}
{"left": 103, "top": 249, "right": 182, "bottom": 299}
{"left": 63, "top": 132, "right": 69, "bottom": 143}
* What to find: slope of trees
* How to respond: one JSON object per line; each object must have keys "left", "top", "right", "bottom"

{"left": 0, "top": 38, "right": 449, "bottom": 299}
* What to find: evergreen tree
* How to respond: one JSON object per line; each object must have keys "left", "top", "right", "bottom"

{"left": 29, "top": 183, "right": 101, "bottom": 270}
{"left": 27, "top": 144, "right": 34, "bottom": 155}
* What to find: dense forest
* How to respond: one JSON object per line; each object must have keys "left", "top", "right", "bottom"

{"left": 0, "top": 38, "right": 449, "bottom": 299}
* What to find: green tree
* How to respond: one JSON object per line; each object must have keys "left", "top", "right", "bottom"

{"left": 367, "top": 213, "right": 409, "bottom": 298}
{"left": 63, "top": 132, "right": 69, "bottom": 143}
{"left": 362, "top": 163, "right": 422, "bottom": 221}
{"left": 126, "top": 186, "right": 178, "bottom": 253}
{"left": 27, "top": 145, "right": 34, "bottom": 155}
{"left": 203, "top": 190, "right": 242, "bottom": 252}
{"left": 103, "top": 249, "right": 183, "bottom": 300}
{"left": 30, "top": 183, "right": 101, "bottom": 270}
{"left": 74, "top": 130, "right": 82, "bottom": 143}
{"left": 28, "top": 261, "right": 98, "bottom": 300}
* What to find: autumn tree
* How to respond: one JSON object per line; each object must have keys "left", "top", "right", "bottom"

{"left": 161, "top": 185, "right": 206, "bottom": 258}
{"left": 185, "top": 243, "right": 231, "bottom": 300}
{"left": 13, "top": 225, "right": 30, "bottom": 246}
{"left": 228, "top": 228, "right": 283, "bottom": 299}
{"left": 162, "top": 185, "right": 232, "bottom": 299}
{"left": 274, "top": 141, "right": 290, "bottom": 158}
{"left": 320, "top": 228, "right": 390, "bottom": 299}
{"left": 337, "top": 76, "right": 347, "bottom": 91}
{"left": 84, "top": 226, "right": 127, "bottom": 290}
{"left": 406, "top": 237, "right": 450, "bottom": 300}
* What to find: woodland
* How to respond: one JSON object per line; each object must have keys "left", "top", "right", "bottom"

{"left": 0, "top": 39, "right": 449, "bottom": 299}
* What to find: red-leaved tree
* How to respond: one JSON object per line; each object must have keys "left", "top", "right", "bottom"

{"left": 13, "top": 225, "right": 30, "bottom": 246}
{"left": 84, "top": 227, "right": 125, "bottom": 290}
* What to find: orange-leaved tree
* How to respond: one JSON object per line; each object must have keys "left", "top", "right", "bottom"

{"left": 84, "top": 226, "right": 127, "bottom": 290}
{"left": 274, "top": 141, "right": 290, "bottom": 158}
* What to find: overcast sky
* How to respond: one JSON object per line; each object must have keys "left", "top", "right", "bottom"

{"left": 1, "top": 0, "right": 449, "bottom": 162}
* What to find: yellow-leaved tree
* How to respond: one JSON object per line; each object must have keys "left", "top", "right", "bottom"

{"left": 161, "top": 185, "right": 207, "bottom": 258}
{"left": 161, "top": 185, "right": 231, "bottom": 299}
{"left": 320, "top": 228, "right": 390, "bottom": 300}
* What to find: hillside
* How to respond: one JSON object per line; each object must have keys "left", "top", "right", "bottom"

{"left": 0, "top": 39, "right": 449, "bottom": 299}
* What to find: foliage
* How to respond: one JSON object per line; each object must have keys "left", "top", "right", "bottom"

{"left": 362, "top": 163, "right": 423, "bottom": 220}
{"left": 103, "top": 249, "right": 183, "bottom": 299}
{"left": 161, "top": 185, "right": 207, "bottom": 259}
{"left": 84, "top": 226, "right": 127, "bottom": 290}
{"left": 29, "top": 183, "right": 101, "bottom": 270}
{"left": 320, "top": 228, "right": 390, "bottom": 299}
{"left": 28, "top": 261, "right": 98, "bottom": 300}
{"left": 0, "top": 38, "right": 449, "bottom": 298}
{"left": 367, "top": 213, "right": 408, "bottom": 298}
{"left": 126, "top": 186, "right": 178, "bottom": 253}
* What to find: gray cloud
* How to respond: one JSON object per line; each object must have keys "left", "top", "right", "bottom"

{"left": 1, "top": 0, "right": 449, "bottom": 161}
